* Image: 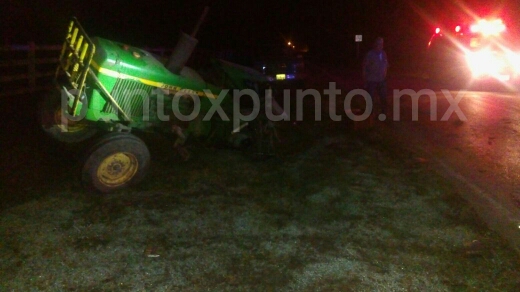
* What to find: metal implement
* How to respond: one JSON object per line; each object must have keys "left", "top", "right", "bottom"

{"left": 55, "top": 18, "right": 96, "bottom": 116}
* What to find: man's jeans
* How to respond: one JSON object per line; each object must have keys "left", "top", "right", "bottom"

{"left": 366, "top": 80, "right": 387, "bottom": 114}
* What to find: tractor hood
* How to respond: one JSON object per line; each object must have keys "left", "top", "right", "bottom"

{"left": 91, "top": 37, "right": 212, "bottom": 94}
{"left": 92, "top": 37, "right": 172, "bottom": 82}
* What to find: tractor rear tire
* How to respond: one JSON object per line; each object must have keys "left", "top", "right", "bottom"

{"left": 40, "top": 89, "right": 98, "bottom": 143}
{"left": 82, "top": 132, "right": 150, "bottom": 193}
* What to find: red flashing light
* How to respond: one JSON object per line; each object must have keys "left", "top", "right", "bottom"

{"left": 435, "top": 27, "right": 441, "bottom": 34}
{"left": 455, "top": 25, "right": 461, "bottom": 33}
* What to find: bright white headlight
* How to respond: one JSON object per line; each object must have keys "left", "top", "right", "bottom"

{"left": 465, "top": 49, "right": 505, "bottom": 77}
{"left": 507, "top": 52, "right": 520, "bottom": 74}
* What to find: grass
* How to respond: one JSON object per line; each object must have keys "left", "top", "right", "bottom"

{"left": 1, "top": 113, "right": 519, "bottom": 291}
{"left": 1, "top": 78, "right": 519, "bottom": 291}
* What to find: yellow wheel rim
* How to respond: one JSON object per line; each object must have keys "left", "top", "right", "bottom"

{"left": 54, "top": 107, "right": 87, "bottom": 133}
{"left": 96, "top": 152, "right": 139, "bottom": 187}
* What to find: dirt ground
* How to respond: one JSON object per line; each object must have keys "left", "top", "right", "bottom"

{"left": 1, "top": 87, "right": 520, "bottom": 291}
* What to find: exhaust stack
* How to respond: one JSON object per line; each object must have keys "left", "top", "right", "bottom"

{"left": 167, "top": 6, "right": 209, "bottom": 74}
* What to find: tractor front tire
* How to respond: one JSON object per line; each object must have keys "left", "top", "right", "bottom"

{"left": 82, "top": 133, "right": 150, "bottom": 193}
{"left": 40, "top": 90, "right": 98, "bottom": 143}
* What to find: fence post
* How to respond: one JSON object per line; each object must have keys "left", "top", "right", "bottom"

{"left": 28, "top": 42, "right": 36, "bottom": 94}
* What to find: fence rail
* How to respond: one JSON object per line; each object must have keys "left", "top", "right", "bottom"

{"left": 0, "top": 43, "right": 180, "bottom": 98}
{"left": 0, "top": 43, "right": 221, "bottom": 98}
{"left": 0, "top": 42, "right": 62, "bottom": 97}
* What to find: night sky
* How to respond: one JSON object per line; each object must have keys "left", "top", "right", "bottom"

{"left": 3, "top": 0, "right": 520, "bottom": 66}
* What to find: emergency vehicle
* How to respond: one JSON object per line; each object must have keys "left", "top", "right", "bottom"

{"left": 426, "top": 18, "right": 520, "bottom": 85}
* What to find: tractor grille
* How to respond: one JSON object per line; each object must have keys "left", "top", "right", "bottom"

{"left": 105, "top": 78, "right": 154, "bottom": 118}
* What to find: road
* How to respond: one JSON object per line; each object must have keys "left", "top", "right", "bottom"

{"left": 381, "top": 78, "right": 520, "bottom": 252}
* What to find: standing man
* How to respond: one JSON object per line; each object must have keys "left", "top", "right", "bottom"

{"left": 363, "top": 37, "right": 389, "bottom": 116}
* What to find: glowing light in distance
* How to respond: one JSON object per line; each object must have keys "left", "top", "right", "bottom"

{"left": 465, "top": 49, "right": 506, "bottom": 78}
{"left": 470, "top": 19, "right": 506, "bottom": 36}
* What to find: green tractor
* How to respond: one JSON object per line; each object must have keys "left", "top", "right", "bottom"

{"left": 41, "top": 12, "right": 284, "bottom": 193}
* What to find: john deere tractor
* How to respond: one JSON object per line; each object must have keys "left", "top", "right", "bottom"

{"left": 41, "top": 11, "right": 282, "bottom": 193}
